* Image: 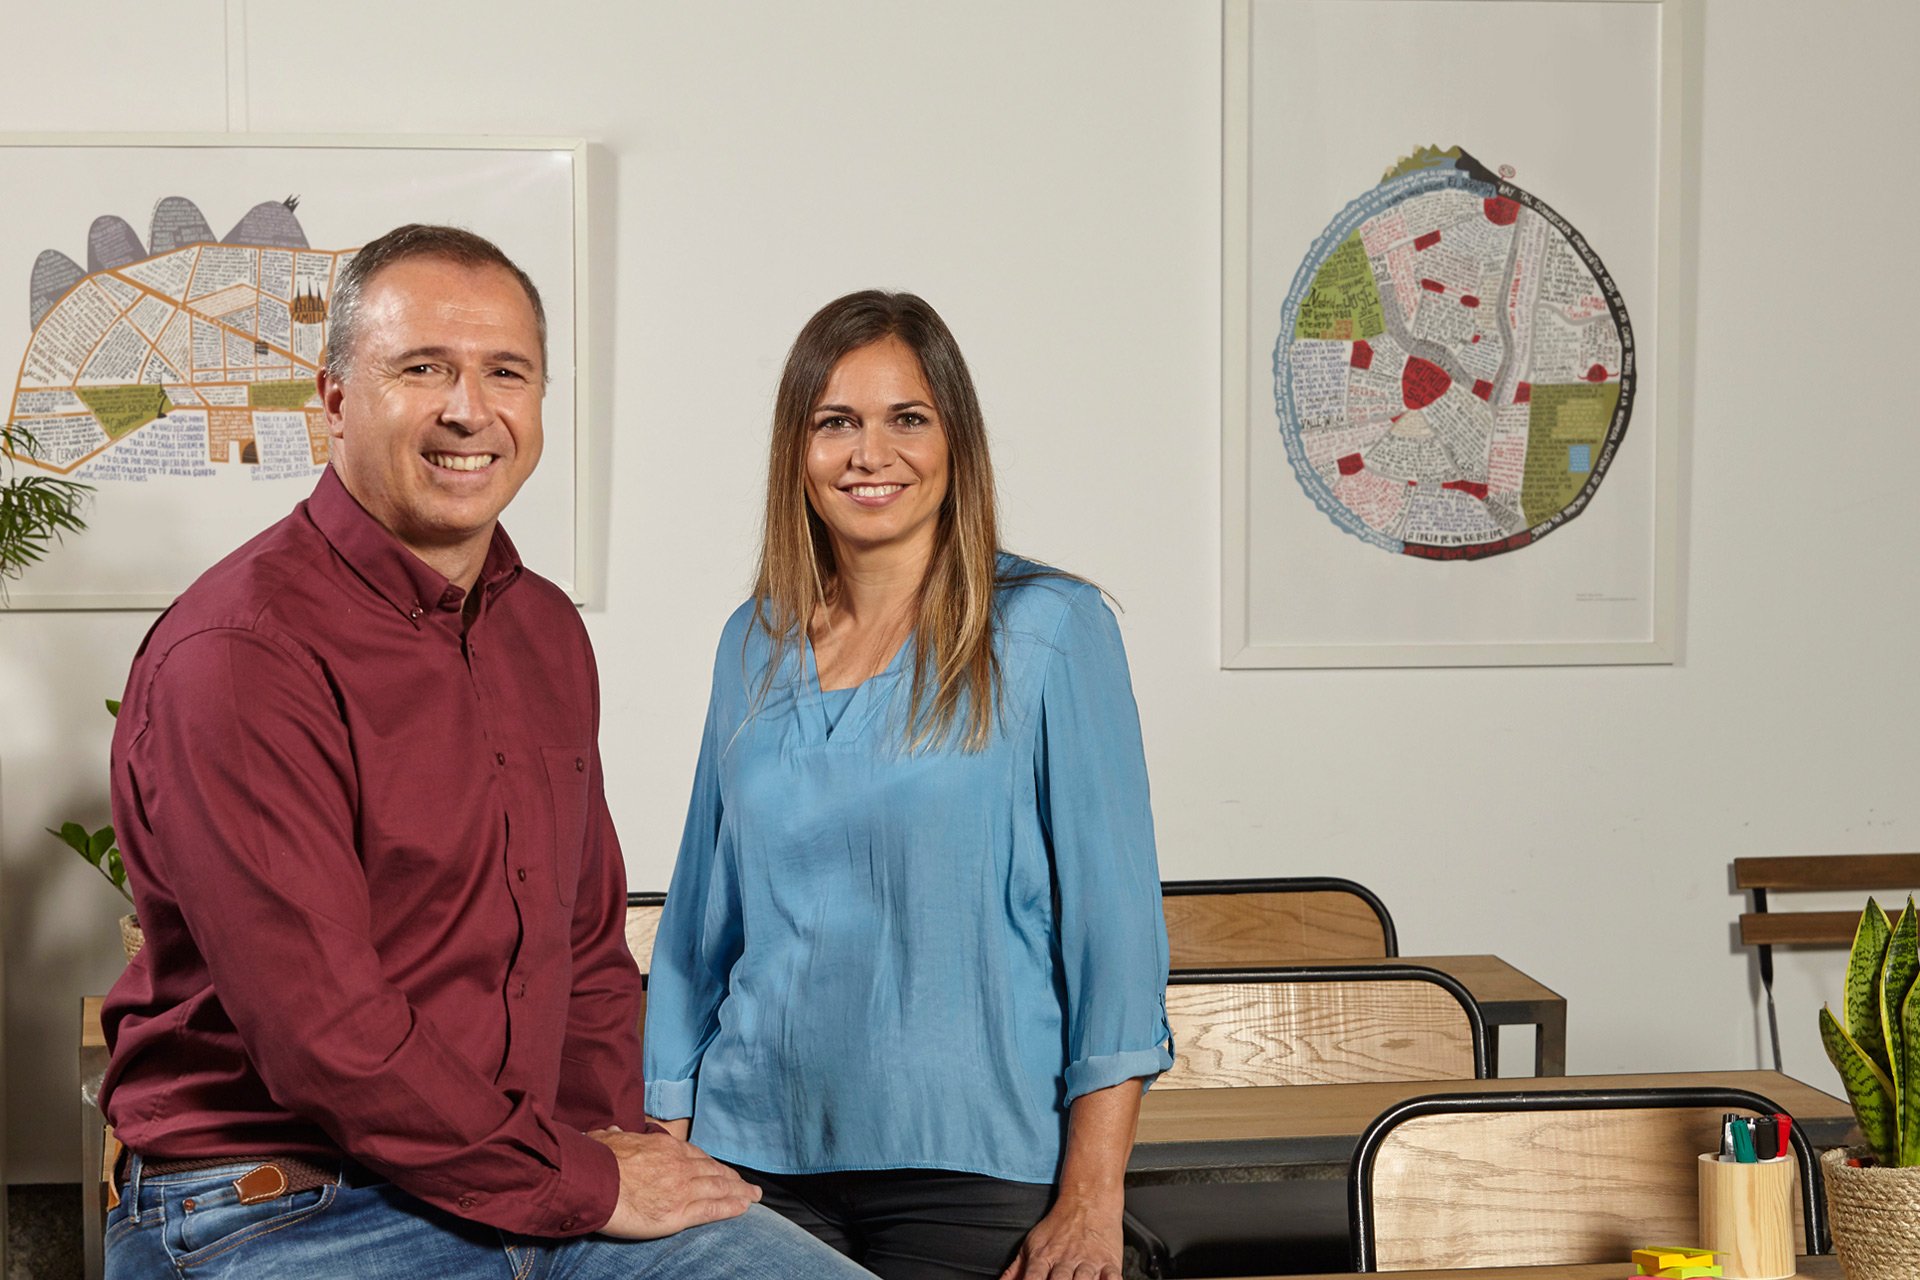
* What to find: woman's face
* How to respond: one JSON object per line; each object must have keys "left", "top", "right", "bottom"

{"left": 804, "top": 335, "right": 951, "bottom": 562}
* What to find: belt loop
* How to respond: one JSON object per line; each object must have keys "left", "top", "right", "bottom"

{"left": 126, "top": 1152, "right": 146, "bottom": 1225}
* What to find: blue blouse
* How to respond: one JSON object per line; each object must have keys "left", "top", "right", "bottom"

{"left": 643, "top": 563, "right": 1172, "bottom": 1184}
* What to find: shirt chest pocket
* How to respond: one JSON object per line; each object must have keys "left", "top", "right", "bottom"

{"left": 541, "top": 745, "right": 592, "bottom": 907}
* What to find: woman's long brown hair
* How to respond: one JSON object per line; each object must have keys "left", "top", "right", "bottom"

{"left": 752, "top": 290, "right": 1006, "bottom": 752}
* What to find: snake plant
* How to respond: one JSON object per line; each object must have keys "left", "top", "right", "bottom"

{"left": 1820, "top": 896, "right": 1920, "bottom": 1166}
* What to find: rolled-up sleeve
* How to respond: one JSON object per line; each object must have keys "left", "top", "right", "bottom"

{"left": 1035, "top": 587, "right": 1174, "bottom": 1101}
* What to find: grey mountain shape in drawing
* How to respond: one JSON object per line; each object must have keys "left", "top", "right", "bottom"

{"left": 26, "top": 197, "right": 312, "bottom": 330}
{"left": 87, "top": 215, "right": 146, "bottom": 272}
{"left": 29, "top": 250, "right": 85, "bottom": 329}
{"left": 223, "top": 201, "right": 309, "bottom": 249}
{"left": 149, "top": 196, "right": 215, "bottom": 254}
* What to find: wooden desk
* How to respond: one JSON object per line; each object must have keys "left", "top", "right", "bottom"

{"left": 1277, "top": 1258, "right": 1842, "bottom": 1280}
{"left": 1131, "top": 1069, "right": 1855, "bottom": 1174}
{"left": 1304, "top": 955, "right": 1566, "bottom": 1076}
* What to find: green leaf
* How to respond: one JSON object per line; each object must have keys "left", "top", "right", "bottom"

{"left": 1884, "top": 899, "right": 1920, "bottom": 1153}
{"left": 1903, "top": 981, "right": 1920, "bottom": 1166}
{"left": 104, "top": 847, "right": 129, "bottom": 895}
{"left": 1847, "top": 898, "right": 1896, "bottom": 1076}
{"left": 47, "top": 822, "right": 89, "bottom": 856}
{"left": 86, "top": 825, "right": 115, "bottom": 861}
{"left": 105, "top": 698, "right": 120, "bottom": 717}
{"left": 1824, "top": 1002, "right": 1897, "bottom": 1160}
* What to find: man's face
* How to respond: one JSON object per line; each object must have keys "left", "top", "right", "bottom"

{"left": 320, "top": 257, "right": 544, "bottom": 570}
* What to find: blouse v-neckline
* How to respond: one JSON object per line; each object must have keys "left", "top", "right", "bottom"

{"left": 800, "top": 630, "right": 912, "bottom": 745}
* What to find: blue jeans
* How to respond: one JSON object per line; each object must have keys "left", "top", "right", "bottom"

{"left": 106, "top": 1155, "right": 874, "bottom": 1279}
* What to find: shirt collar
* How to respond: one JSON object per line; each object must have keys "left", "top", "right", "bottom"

{"left": 304, "top": 466, "right": 523, "bottom": 630}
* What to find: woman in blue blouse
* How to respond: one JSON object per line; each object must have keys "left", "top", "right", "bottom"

{"left": 644, "top": 291, "right": 1172, "bottom": 1280}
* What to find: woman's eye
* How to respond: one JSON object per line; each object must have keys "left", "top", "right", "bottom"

{"left": 895, "top": 413, "right": 929, "bottom": 429}
{"left": 814, "top": 416, "right": 856, "bottom": 433}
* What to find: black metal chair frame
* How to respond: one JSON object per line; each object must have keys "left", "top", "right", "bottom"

{"left": 1162, "top": 876, "right": 1400, "bottom": 960}
{"left": 1347, "top": 1086, "right": 1832, "bottom": 1271}
{"left": 1127, "top": 965, "right": 1487, "bottom": 1277}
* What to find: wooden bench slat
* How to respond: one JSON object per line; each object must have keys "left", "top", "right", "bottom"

{"left": 1740, "top": 911, "right": 1869, "bottom": 946}
{"left": 1733, "top": 853, "right": 1920, "bottom": 892}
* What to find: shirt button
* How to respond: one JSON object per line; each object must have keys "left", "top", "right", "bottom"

{"left": 495, "top": 752, "right": 506, "bottom": 765}
{"left": 561, "top": 1216, "right": 578, "bottom": 1231}
{"left": 457, "top": 1194, "right": 477, "bottom": 1210}
{"left": 516, "top": 868, "right": 527, "bottom": 882}
{"left": 574, "top": 757, "right": 585, "bottom": 772}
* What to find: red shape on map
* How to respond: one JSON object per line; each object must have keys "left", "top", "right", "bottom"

{"left": 1337, "top": 453, "right": 1364, "bottom": 477}
{"left": 1471, "top": 334, "right": 1482, "bottom": 343}
{"left": 1443, "top": 480, "right": 1489, "bottom": 501}
{"left": 1484, "top": 197, "right": 1520, "bottom": 226}
{"left": 1514, "top": 382, "right": 1532, "bottom": 404}
{"left": 1350, "top": 341, "right": 1374, "bottom": 370}
{"left": 1420, "top": 278, "right": 1446, "bottom": 293}
{"left": 1585, "top": 363, "right": 1609, "bottom": 382}
{"left": 1472, "top": 379, "right": 1493, "bottom": 401}
{"left": 1414, "top": 230, "right": 1441, "bottom": 251}
{"left": 1401, "top": 357, "right": 1451, "bottom": 410}
{"left": 1461, "top": 295, "right": 1481, "bottom": 308}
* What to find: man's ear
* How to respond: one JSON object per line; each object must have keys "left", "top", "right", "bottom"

{"left": 317, "top": 369, "right": 348, "bottom": 444}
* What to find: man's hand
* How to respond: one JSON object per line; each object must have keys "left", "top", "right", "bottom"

{"left": 999, "top": 1191, "right": 1124, "bottom": 1280}
{"left": 588, "top": 1126, "right": 760, "bottom": 1239}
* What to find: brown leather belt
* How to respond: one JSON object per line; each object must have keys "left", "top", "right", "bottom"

{"left": 132, "top": 1153, "right": 374, "bottom": 1204}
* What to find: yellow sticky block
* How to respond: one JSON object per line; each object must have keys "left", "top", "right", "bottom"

{"left": 1632, "top": 1246, "right": 1716, "bottom": 1272}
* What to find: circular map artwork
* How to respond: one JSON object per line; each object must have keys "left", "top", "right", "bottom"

{"left": 1274, "top": 146, "right": 1635, "bottom": 561}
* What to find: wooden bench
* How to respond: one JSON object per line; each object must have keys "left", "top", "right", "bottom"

{"left": 1733, "top": 853, "right": 1920, "bottom": 1069}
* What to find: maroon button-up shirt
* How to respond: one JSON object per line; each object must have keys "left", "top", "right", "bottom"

{"left": 100, "top": 468, "right": 643, "bottom": 1237}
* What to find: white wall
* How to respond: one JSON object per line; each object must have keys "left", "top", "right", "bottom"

{"left": 3, "top": 0, "right": 1915, "bottom": 1183}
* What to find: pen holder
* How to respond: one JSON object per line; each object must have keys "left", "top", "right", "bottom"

{"left": 1697, "top": 1152, "right": 1796, "bottom": 1280}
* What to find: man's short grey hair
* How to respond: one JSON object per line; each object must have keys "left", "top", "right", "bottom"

{"left": 323, "top": 223, "right": 549, "bottom": 383}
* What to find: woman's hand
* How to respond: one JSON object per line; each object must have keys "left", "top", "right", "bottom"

{"left": 999, "top": 1190, "right": 1124, "bottom": 1279}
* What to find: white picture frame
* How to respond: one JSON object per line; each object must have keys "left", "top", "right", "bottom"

{"left": 1222, "top": 0, "right": 1682, "bottom": 667}
{"left": 0, "top": 133, "right": 591, "bottom": 609}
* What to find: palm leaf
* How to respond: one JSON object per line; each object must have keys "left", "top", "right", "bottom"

{"left": 1823, "top": 1002, "right": 1897, "bottom": 1160}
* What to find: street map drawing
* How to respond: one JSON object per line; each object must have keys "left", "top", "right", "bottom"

{"left": 1275, "top": 146, "right": 1635, "bottom": 561}
{"left": 5, "top": 197, "right": 350, "bottom": 485}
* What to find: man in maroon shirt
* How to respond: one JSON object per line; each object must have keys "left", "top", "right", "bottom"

{"left": 99, "top": 225, "right": 867, "bottom": 1278}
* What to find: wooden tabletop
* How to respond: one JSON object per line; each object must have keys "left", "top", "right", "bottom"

{"left": 1306, "top": 955, "right": 1560, "bottom": 1009}
{"left": 1132, "top": 1069, "right": 1855, "bottom": 1172}
{"left": 1275, "top": 1258, "right": 1841, "bottom": 1280}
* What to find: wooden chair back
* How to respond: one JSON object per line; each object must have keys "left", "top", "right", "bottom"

{"left": 1159, "top": 966, "right": 1485, "bottom": 1089}
{"left": 1733, "top": 853, "right": 1920, "bottom": 1068}
{"left": 1162, "top": 877, "right": 1397, "bottom": 968}
{"left": 1350, "top": 1087, "right": 1826, "bottom": 1271}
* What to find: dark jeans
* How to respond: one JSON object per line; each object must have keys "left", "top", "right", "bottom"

{"left": 735, "top": 1166, "right": 1054, "bottom": 1280}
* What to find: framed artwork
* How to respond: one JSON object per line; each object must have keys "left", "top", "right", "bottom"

{"left": 1221, "top": 0, "right": 1682, "bottom": 667}
{"left": 0, "top": 134, "right": 590, "bottom": 609}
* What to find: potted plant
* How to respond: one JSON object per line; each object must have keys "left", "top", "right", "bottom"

{"left": 44, "top": 699, "right": 142, "bottom": 959}
{"left": 1818, "top": 895, "right": 1920, "bottom": 1278}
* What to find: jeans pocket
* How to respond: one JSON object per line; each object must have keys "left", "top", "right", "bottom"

{"left": 166, "top": 1179, "right": 336, "bottom": 1268}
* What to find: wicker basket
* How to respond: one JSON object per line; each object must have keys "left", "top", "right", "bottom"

{"left": 1823, "top": 1146, "right": 1920, "bottom": 1279}
{"left": 118, "top": 913, "right": 144, "bottom": 961}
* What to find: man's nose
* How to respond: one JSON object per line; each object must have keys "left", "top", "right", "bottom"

{"left": 440, "top": 370, "right": 495, "bottom": 432}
